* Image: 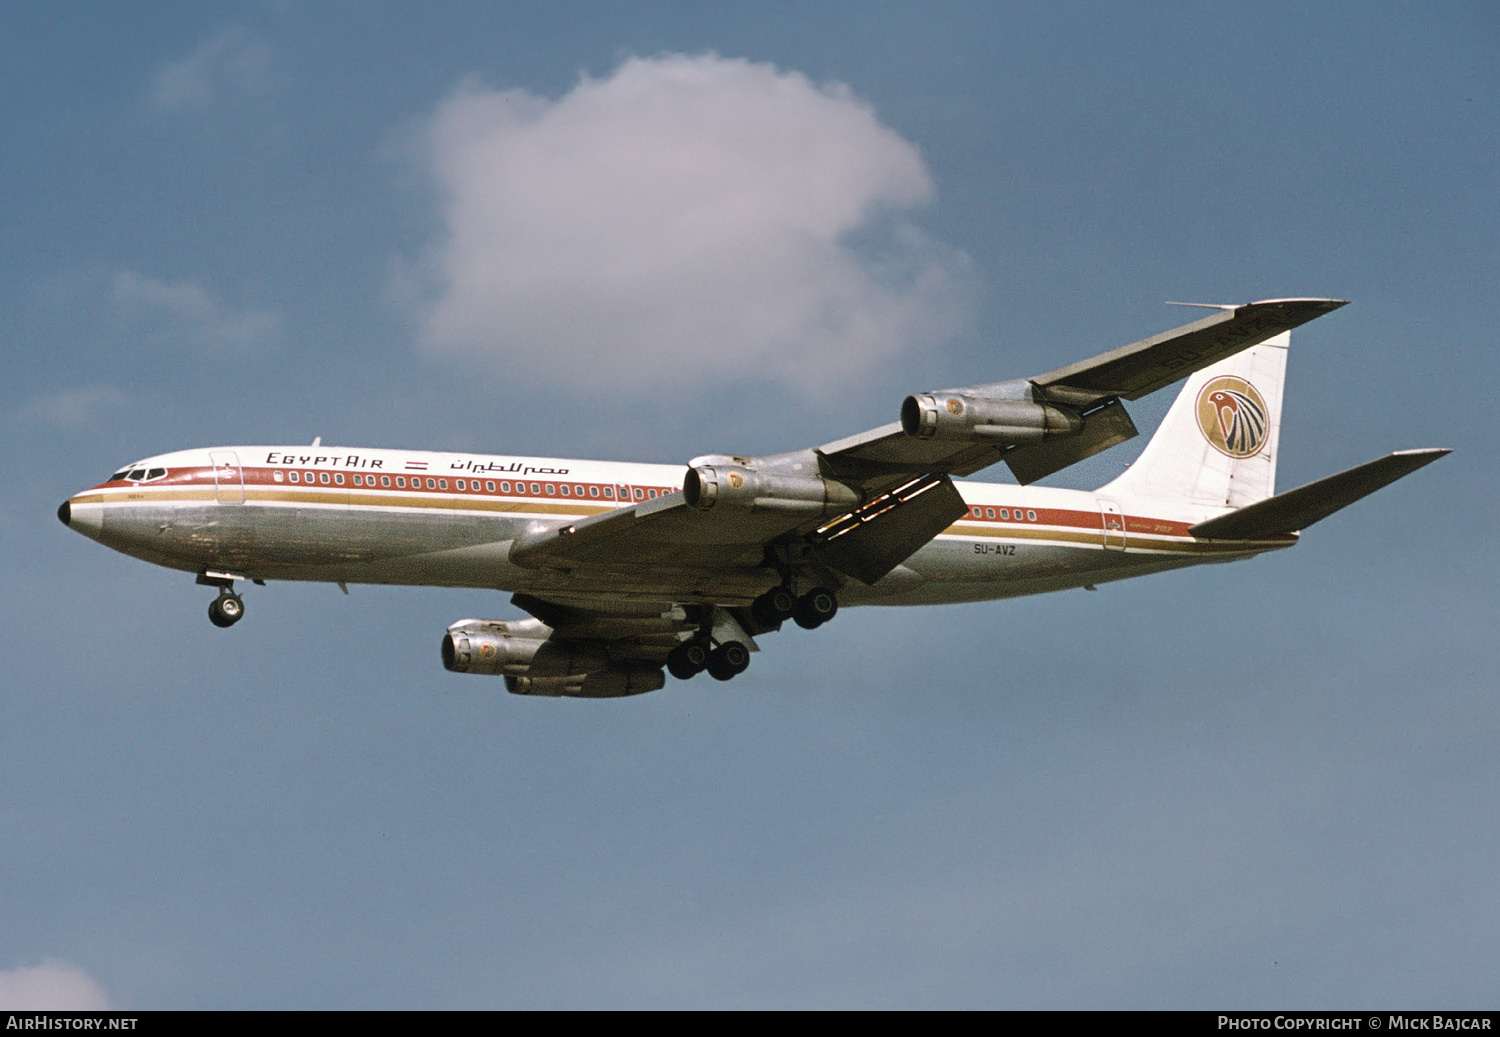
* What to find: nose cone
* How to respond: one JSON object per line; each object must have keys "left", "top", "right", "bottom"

{"left": 57, "top": 494, "right": 104, "bottom": 539}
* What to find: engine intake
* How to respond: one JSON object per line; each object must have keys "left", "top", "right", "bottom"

{"left": 441, "top": 618, "right": 548, "bottom": 675}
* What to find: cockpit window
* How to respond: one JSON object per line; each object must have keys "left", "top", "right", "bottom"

{"left": 115, "top": 467, "right": 168, "bottom": 483}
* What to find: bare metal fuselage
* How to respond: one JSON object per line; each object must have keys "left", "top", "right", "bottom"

{"left": 62, "top": 444, "right": 1286, "bottom": 610}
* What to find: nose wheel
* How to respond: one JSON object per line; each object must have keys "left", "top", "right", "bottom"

{"left": 198, "top": 571, "right": 251, "bottom": 628}
{"left": 208, "top": 588, "right": 245, "bottom": 628}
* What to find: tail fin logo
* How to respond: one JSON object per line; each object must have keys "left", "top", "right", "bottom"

{"left": 1196, "top": 377, "right": 1269, "bottom": 458}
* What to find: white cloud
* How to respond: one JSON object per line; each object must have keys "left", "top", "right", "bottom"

{"left": 0, "top": 960, "right": 114, "bottom": 1010}
{"left": 12, "top": 385, "right": 127, "bottom": 427}
{"left": 111, "top": 269, "right": 279, "bottom": 351}
{"left": 151, "top": 25, "right": 274, "bottom": 113}
{"left": 406, "top": 54, "right": 972, "bottom": 397}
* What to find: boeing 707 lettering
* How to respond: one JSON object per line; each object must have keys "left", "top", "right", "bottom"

{"left": 58, "top": 299, "right": 1448, "bottom": 697}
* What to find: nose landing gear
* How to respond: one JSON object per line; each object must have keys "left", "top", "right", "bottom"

{"left": 197, "top": 572, "right": 247, "bottom": 628}
{"left": 208, "top": 590, "right": 245, "bottom": 628}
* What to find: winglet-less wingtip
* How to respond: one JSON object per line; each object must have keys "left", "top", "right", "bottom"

{"left": 1166, "top": 297, "right": 1349, "bottom": 312}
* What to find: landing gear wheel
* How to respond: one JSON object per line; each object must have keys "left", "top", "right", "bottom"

{"left": 208, "top": 592, "right": 245, "bottom": 628}
{"left": 751, "top": 585, "right": 797, "bottom": 627}
{"left": 793, "top": 588, "right": 838, "bottom": 630}
{"left": 706, "top": 641, "right": 751, "bottom": 681}
{"left": 666, "top": 640, "right": 711, "bottom": 680}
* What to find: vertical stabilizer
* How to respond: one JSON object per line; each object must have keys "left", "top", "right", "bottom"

{"left": 1098, "top": 333, "right": 1288, "bottom": 507}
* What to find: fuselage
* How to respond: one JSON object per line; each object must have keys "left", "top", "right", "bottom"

{"left": 60, "top": 444, "right": 1294, "bottom": 608}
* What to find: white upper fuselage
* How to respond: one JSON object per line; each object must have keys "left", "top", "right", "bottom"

{"left": 62, "top": 444, "right": 1292, "bottom": 608}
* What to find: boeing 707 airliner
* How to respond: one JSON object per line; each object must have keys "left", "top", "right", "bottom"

{"left": 59, "top": 299, "right": 1448, "bottom": 697}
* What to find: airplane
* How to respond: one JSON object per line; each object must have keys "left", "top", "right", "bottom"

{"left": 58, "top": 298, "right": 1448, "bottom": 697}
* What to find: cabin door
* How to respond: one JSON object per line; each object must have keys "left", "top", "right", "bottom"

{"left": 209, "top": 450, "right": 245, "bottom": 504}
{"left": 1098, "top": 499, "right": 1125, "bottom": 550}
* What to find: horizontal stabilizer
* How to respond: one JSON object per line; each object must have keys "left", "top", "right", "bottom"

{"left": 1189, "top": 449, "right": 1450, "bottom": 540}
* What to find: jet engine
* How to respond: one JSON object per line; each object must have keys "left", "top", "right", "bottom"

{"left": 442, "top": 618, "right": 667, "bottom": 698}
{"left": 683, "top": 460, "right": 859, "bottom": 516}
{"left": 441, "top": 617, "right": 548, "bottom": 676}
{"left": 900, "top": 393, "right": 1082, "bottom": 444}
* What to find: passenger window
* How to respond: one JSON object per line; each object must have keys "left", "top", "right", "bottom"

{"left": 589, "top": 486, "right": 599, "bottom": 498}
{"left": 545, "top": 484, "right": 555, "bottom": 495}
{"left": 382, "top": 476, "right": 391, "bottom": 488}
{"left": 634, "top": 488, "right": 644, "bottom": 500}
{"left": 530, "top": 483, "right": 540, "bottom": 494}
{"left": 274, "top": 471, "right": 284, "bottom": 483}
{"left": 319, "top": 472, "right": 330, "bottom": 484}
{"left": 986, "top": 508, "right": 995, "bottom": 519}
{"left": 603, "top": 487, "right": 613, "bottom": 498}
{"left": 335, "top": 474, "right": 344, "bottom": 485}
{"left": 485, "top": 481, "right": 495, "bottom": 492}
{"left": 289, "top": 471, "right": 299, "bottom": 483}
{"left": 500, "top": 481, "right": 510, "bottom": 493}
{"left": 560, "top": 485, "right": 570, "bottom": 496}
{"left": 1027, "top": 510, "right": 1037, "bottom": 521}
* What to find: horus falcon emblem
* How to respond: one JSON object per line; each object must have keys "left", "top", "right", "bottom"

{"left": 1196, "top": 377, "right": 1269, "bottom": 458}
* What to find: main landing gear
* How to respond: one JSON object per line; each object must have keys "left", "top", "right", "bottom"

{"left": 666, "top": 638, "right": 750, "bottom": 682}
{"left": 751, "top": 584, "right": 838, "bottom": 630}
{"left": 669, "top": 583, "right": 839, "bottom": 684}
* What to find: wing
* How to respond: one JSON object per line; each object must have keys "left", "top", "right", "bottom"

{"left": 820, "top": 297, "right": 1346, "bottom": 486}
{"left": 507, "top": 298, "right": 1347, "bottom": 598}
{"left": 508, "top": 472, "right": 968, "bottom": 595}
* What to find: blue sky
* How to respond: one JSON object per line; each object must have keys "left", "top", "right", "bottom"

{"left": 3, "top": 1, "right": 1496, "bottom": 1009}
